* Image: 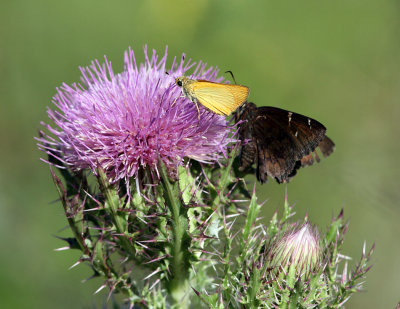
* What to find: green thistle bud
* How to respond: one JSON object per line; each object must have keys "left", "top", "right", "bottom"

{"left": 268, "top": 222, "right": 322, "bottom": 281}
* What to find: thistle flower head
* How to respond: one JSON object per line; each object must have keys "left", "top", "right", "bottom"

{"left": 38, "top": 46, "right": 235, "bottom": 182}
{"left": 267, "top": 222, "right": 322, "bottom": 280}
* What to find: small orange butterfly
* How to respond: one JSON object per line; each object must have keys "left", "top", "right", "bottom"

{"left": 175, "top": 76, "right": 249, "bottom": 118}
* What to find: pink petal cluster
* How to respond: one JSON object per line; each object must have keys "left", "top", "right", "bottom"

{"left": 267, "top": 222, "right": 321, "bottom": 279}
{"left": 38, "top": 46, "right": 235, "bottom": 182}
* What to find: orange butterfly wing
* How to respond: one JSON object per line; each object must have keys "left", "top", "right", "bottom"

{"left": 190, "top": 81, "right": 249, "bottom": 115}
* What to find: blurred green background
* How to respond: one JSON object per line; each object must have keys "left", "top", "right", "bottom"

{"left": 1, "top": 0, "right": 399, "bottom": 308}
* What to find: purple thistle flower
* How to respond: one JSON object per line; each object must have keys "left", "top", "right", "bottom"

{"left": 38, "top": 46, "right": 235, "bottom": 182}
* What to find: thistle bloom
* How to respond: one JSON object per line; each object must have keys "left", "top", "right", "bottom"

{"left": 37, "top": 46, "right": 235, "bottom": 182}
{"left": 267, "top": 222, "right": 322, "bottom": 280}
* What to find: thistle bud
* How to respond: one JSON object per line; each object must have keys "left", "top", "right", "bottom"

{"left": 267, "top": 222, "right": 322, "bottom": 281}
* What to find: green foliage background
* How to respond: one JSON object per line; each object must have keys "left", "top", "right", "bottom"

{"left": 1, "top": 1, "right": 399, "bottom": 308}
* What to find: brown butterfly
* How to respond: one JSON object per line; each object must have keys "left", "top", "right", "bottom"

{"left": 235, "top": 102, "right": 335, "bottom": 184}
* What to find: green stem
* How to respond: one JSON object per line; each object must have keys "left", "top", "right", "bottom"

{"left": 248, "top": 267, "right": 260, "bottom": 309}
{"left": 159, "top": 161, "right": 191, "bottom": 308}
{"left": 211, "top": 146, "right": 238, "bottom": 206}
{"left": 98, "top": 169, "right": 136, "bottom": 258}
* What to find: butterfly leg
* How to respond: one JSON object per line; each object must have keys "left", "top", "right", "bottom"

{"left": 194, "top": 100, "right": 201, "bottom": 121}
{"left": 171, "top": 95, "right": 187, "bottom": 107}
{"left": 171, "top": 97, "right": 178, "bottom": 107}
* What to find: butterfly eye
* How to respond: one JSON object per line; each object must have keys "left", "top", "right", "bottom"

{"left": 177, "top": 80, "right": 183, "bottom": 87}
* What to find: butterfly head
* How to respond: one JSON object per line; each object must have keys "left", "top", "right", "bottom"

{"left": 235, "top": 101, "right": 257, "bottom": 123}
{"left": 175, "top": 76, "right": 191, "bottom": 88}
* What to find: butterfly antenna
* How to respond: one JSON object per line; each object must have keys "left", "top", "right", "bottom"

{"left": 225, "top": 70, "right": 237, "bottom": 84}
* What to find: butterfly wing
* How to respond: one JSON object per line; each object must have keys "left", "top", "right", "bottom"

{"left": 317, "top": 136, "right": 335, "bottom": 157}
{"left": 300, "top": 136, "right": 335, "bottom": 167}
{"left": 238, "top": 103, "right": 329, "bottom": 183}
{"left": 192, "top": 81, "right": 249, "bottom": 115}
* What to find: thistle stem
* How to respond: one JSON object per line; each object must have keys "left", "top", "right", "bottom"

{"left": 98, "top": 169, "right": 136, "bottom": 258}
{"left": 159, "top": 161, "right": 191, "bottom": 308}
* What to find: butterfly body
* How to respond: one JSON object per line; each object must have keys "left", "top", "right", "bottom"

{"left": 236, "top": 102, "right": 335, "bottom": 183}
{"left": 175, "top": 76, "right": 249, "bottom": 116}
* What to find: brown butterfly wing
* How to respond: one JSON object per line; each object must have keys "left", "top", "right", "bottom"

{"left": 237, "top": 103, "right": 329, "bottom": 183}
{"left": 300, "top": 136, "right": 335, "bottom": 167}
{"left": 318, "top": 136, "right": 335, "bottom": 157}
{"left": 237, "top": 104, "right": 258, "bottom": 171}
